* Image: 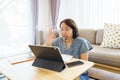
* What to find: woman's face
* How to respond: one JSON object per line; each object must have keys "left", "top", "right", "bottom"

{"left": 60, "top": 22, "right": 73, "bottom": 40}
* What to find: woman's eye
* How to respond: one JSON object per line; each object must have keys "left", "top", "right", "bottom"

{"left": 65, "top": 29, "right": 69, "bottom": 31}
{"left": 61, "top": 28, "right": 69, "bottom": 31}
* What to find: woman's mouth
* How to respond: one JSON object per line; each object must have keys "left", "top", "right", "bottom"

{"left": 63, "top": 35, "right": 68, "bottom": 40}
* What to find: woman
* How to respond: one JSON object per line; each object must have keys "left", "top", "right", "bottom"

{"left": 44, "top": 18, "right": 93, "bottom": 80}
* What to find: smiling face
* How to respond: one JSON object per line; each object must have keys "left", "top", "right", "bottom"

{"left": 59, "top": 18, "right": 79, "bottom": 39}
{"left": 60, "top": 22, "right": 73, "bottom": 40}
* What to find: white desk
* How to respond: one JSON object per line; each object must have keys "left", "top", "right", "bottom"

{"left": 0, "top": 58, "right": 94, "bottom": 80}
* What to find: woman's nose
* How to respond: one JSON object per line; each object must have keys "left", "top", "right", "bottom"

{"left": 62, "top": 31, "right": 66, "bottom": 35}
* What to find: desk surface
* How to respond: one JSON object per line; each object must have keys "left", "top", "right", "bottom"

{"left": 0, "top": 58, "right": 94, "bottom": 80}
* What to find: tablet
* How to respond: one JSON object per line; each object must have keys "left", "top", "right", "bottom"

{"left": 29, "top": 45, "right": 66, "bottom": 72}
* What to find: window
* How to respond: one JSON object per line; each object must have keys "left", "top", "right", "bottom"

{"left": 0, "top": 0, "right": 34, "bottom": 58}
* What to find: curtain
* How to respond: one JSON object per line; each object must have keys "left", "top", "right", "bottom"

{"left": 50, "top": 0, "right": 61, "bottom": 29}
{"left": 58, "top": 0, "right": 120, "bottom": 29}
{"left": 31, "top": 0, "right": 39, "bottom": 45}
{"left": 89, "top": 0, "right": 120, "bottom": 29}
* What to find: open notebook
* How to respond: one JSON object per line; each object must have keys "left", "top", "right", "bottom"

{"left": 61, "top": 54, "right": 72, "bottom": 62}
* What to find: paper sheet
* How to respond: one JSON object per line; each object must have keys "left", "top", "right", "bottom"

{"left": 61, "top": 54, "right": 73, "bottom": 62}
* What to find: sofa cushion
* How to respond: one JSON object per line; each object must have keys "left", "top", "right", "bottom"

{"left": 78, "top": 29, "right": 96, "bottom": 44}
{"left": 100, "top": 23, "right": 120, "bottom": 49}
{"left": 89, "top": 45, "right": 120, "bottom": 68}
{"left": 95, "top": 29, "right": 104, "bottom": 45}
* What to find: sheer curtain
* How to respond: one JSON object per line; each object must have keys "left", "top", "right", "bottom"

{"left": 31, "top": 0, "right": 39, "bottom": 45}
{"left": 0, "top": 0, "right": 34, "bottom": 58}
{"left": 38, "top": 0, "right": 61, "bottom": 30}
{"left": 50, "top": 0, "right": 61, "bottom": 29}
{"left": 38, "top": 0, "right": 51, "bottom": 31}
{"left": 58, "top": 0, "right": 120, "bottom": 29}
{"left": 89, "top": 0, "right": 120, "bottom": 29}
{"left": 57, "top": 0, "right": 80, "bottom": 29}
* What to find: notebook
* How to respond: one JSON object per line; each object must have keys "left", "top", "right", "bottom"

{"left": 29, "top": 45, "right": 71, "bottom": 72}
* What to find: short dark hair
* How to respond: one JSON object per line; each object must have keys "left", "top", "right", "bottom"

{"left": 59, "top": 18, "right": 79, "bottom": 39}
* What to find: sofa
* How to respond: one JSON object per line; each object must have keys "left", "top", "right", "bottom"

{"left": 77, "top": 29, "right": 120, "bottom": 80}
{"left": 78, "top": 29, "right": 120, "bottom": 68}
{"left": 39, "top": 28, "right": 120, "bottom": 72}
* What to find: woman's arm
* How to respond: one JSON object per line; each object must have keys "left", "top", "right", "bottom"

{"left": 80, "top": 52, "right": 89, "bottom": 60}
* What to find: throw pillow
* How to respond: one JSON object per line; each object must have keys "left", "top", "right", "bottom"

{"left": 100, "top": 23, "right": 120, "bottom": 49}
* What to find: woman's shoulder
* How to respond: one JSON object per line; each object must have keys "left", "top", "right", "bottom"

{"left": 54, "top": 37, "right": 63, "bottom": 42}
{"left": 55, "top": 37, "right": 63, "bottom": 40}
{"left": 52, "top": 37, "right": 63, "bottom": 46}
{"left": 75, "top": 37, "right": 92, "bottom": 49}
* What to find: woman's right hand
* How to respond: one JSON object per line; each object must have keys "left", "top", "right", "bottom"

{"left": 44, "top": 28, "right": 56, "bottom": 46}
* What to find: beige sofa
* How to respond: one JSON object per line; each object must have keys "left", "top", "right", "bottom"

{"left": 39, "top": 29, "right": 120, "bottom": 71}
{"left": 78, "top": 29, "right": 120, "bottom": 71}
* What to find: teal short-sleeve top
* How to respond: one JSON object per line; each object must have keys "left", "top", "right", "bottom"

{"left": 52, "top": 37, "right": 93, "bottom": 58}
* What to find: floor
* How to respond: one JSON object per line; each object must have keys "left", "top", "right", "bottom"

{"left": 88, "top": 68, "right": 120, "bottom": 80}
{"left": 0, "top": 73, "right": 8, "bottom": 80}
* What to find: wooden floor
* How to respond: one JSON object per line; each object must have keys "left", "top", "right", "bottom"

{"left": 94, "top": 63, "right": 120, "bottom": 74}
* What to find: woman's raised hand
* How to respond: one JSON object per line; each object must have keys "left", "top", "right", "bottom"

{"left": 44, "top": 28, "right": 56, "bottom": 46}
